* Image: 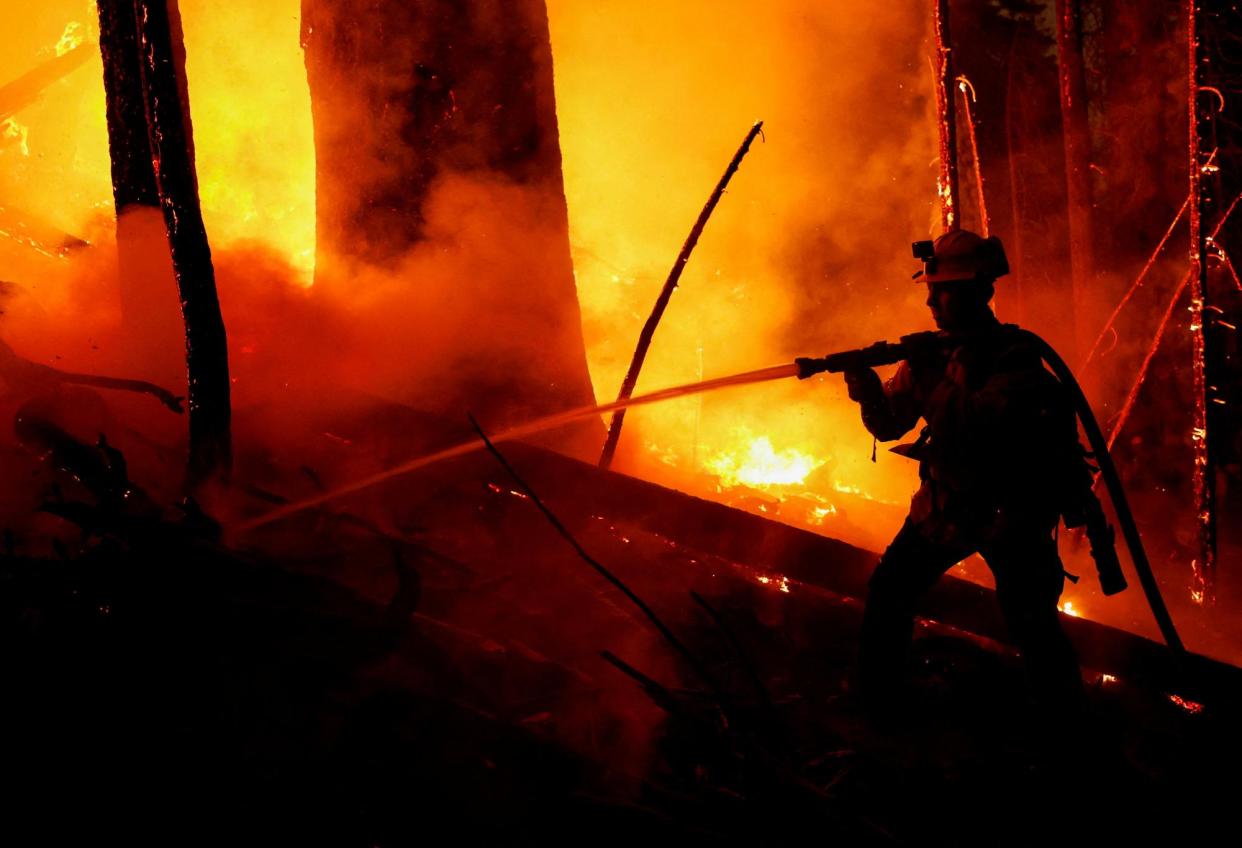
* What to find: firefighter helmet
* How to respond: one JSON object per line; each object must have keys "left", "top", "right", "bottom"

{"left": 912, "top": 230, "right": 1010, "bottom": 283}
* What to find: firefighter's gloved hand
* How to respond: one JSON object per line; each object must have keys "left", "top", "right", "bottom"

{"left": 843, "top": 366, "right": 884, "bottom": 404}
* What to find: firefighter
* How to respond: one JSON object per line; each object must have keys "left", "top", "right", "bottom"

{"left": 843, "top": 230, "right": 1089, "bottom": 717}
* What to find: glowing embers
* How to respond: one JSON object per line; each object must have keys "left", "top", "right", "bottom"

{"left": 704, "top": 434, "right": 825, "bottom": 489}
{"left": 1167, "top": 693, "right": 1205, "bottom": 716}
{"left": 55, "top": 22, "right": 84, "bottom": 57}
{"left": 755, "top": 573, "right": 791, "bottom": 594}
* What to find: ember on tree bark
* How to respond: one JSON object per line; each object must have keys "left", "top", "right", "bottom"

{"left": 933, "top": 0, "right": 959, "bottom": 231}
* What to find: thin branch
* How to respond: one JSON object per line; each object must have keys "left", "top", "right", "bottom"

{"left": 599, "top": 120, "right": 764, "bottom": 469}
{"left": 469, "top": 414, "right": 727, "bottom": 706}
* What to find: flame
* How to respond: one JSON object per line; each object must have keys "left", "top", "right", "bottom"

{"left": 808, "top": 504, "right": 837, "bottom": 524}
{"left": 705, "top": 435, "right": 825, "bottom": 489}
{"left": 55, "top": 21, "right": 84, "bottom": 57}
{"left": 755, "top": 574, "right": 792, "bottom": 594}
{"left": 1, "top": 118, "right": 30, "bottom": 156}
{"left": 1059, "top": 600, "right": 1081, "bottom": 617}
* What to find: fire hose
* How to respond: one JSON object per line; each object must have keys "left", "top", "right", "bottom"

{"left": 795, "top": 327, "right": 1184, "bottom": 654}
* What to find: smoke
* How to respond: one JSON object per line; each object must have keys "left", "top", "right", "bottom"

{"left": 547, "top": 0, "right": 940, "bottom": 539}
{"left": 5, "top": 0, "right": 1234, "bottom": 682}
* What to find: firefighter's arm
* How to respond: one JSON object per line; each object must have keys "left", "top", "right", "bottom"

{"left": 844, "top": 360, "right": 921, "bottom": 441}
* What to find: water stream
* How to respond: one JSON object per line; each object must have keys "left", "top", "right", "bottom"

{"left": 236, "top": 362, "right": 800, "bottom": 532}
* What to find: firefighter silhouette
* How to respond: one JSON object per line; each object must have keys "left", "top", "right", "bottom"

{"left": 843, "top": 231, "right": 1094, "bottom": 715}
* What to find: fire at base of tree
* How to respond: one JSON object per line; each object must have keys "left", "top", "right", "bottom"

{"left": 0, "top": 0, "right": 1241, "bottom": 842}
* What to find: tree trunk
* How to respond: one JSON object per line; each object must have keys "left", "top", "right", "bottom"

{"left": 97, "top": 0, "right": 232, "bottom": 488}
{"left": 933, "top": 0, "right": 960, "bottom": 232}
{"left": 1055, "top": 0, "right": 1095, "bottom": 360}
{"left": 301, "top": 0, "right": 598, "bottom": 448}
{"left": 96, "top": 0, "right": 171, "bottom": 328}
{"left": 1187, "top": 0, "right": 1216, "bottom": 604}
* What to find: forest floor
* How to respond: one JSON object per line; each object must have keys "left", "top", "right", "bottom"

{"left": 1, "top": 404, "right": 1238, "bottom": 845}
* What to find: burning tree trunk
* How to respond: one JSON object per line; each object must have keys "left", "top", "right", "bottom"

{"left": 1055, "top": 0, "right": 1095, "bottom": 360}
{"left": 933, "top": 0, "right": 960, "bottom": 232}
{"left": 96, "top": 0, "right": 232, "bottom": 487}
{"left": 1187, "top": 0, "right": 1216, "bottom": 605}
{"left": 301, "top": 0, "right": 598, "bottom": 444}
{"left": 956, "top": 78, "right": 989, "bottom": 236}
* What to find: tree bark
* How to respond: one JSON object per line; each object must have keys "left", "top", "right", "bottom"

{"left": 933, "top": 0, "right": 960, "bottom": 232}
{"left": 301, "top": 0, "right": 598, "bottom": 447}
{"left": 97, "top": 0, "right": 232, "bottom": 487}
{"left": 1187, "top": 0, "right": 1216, "bottom": 604}
{"left": 96, "top": 0, "right": 169, "bottom": 324}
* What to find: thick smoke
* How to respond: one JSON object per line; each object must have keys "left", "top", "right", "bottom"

{"left": 547, "top": 0, "right": 941, "bottom": 545}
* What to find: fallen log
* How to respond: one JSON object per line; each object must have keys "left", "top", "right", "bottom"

{"left": 485, "top": 440, "right": 1242, "bottom": 711}
{"left": 0, "top": 44, "right": 92, "bottom": 122}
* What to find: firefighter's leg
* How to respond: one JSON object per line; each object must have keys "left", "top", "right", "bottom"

{"left": 983, "top": 532, "right": 1085, "bottom": 714}
{"left": 859, "top": 520, "right": 970, "bottom": 710}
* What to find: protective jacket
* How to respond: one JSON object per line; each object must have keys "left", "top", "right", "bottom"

{"left": 849, "top": 316, "right": 1095, "bottom": 544}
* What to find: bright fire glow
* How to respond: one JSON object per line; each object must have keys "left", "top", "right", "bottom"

{"left": 705, "top": 435, "right": 825, "bottom": 488}
{"left": 548, "top": 0, "right": 933, "bottom": 556}
{"left": 756, "top": 574, "right": 792, "bottom": 594}
{"left": 1059, "top": 600, "right": 1081, "bottom": 617}
{"left": 55, "top": 22, "right": 84, "bottom": 57}
{"left": 178, "top": 0, "right": 317, "bottom": 282}
{"left": 9, "top": 2, "right": 950, "bottom": 583}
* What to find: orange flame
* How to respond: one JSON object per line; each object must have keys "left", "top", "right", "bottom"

{"left": 704, "top": 434, "right": 825, "bottom": 489}
{"left": 55, "top": 22, "right": 84, "bottom": 58}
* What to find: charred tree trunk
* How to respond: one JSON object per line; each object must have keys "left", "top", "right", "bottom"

{"left": 1187, "top": 0, "right": 1216, "bottom": 604}
{"left": 301, "top": 0, "right": 598, "bottom": 449}
{"left": 96, "top": 2, "right": 159, "bottom": 217}
{"left": 933, "top": 0, "right": 960, "bottom": 231}
{"left": 96, "top": 0, "right": 167, "bottom": 323}
{"left": 1055, "top": 0, "right": 1095, "bottom": 360}
{"left": 96, "top": 0, "right": 232, "bottom": 487}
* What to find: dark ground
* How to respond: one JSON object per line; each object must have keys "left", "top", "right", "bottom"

{"left": 1, "top": 406, "right": 1238, "bottom": 846}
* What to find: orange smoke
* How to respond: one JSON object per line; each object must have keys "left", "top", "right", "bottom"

{"left": 2, "top": 2, "right": 1116, "bottom": 632}
{"left": 547, "top": 0, "right": 940, "bottom": 548}
{"left": 1, "top": 0, "right": 943, "bottom": 559}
